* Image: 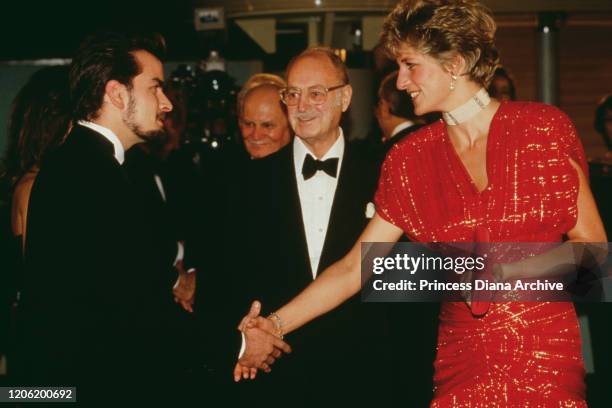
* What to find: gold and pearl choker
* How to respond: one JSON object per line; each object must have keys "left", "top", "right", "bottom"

{"left": 442, "top": 88, "right": 491, "bottom": 126}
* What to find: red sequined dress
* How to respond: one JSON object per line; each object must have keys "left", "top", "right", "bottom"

{"left": 375, "top": 101, "right": 587, "bottom": 407}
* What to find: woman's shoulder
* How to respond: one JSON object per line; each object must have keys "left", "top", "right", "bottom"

{"left": 502, "top": 100, "right": 571, "bottom": 123}
{"left": 13, "top": 171, "right": 37, "bottom": 203}
{"left": 500, "top": 100, "right": 577, "bottom": 143}
{"left": 11, "top": 171, "right": 37, "bottom": 235}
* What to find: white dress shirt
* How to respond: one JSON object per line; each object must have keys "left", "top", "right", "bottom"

{"left": 293, "top": 128, "right": 345, "bottom": 278}
{"left": 78, "top": 120, "right": 125, "bottom": 164}
{"left": 239, "top": 128, "right": 346, "bottom": 358}
{"left": 390, "top": 120, "right": 415, "bottom": 139}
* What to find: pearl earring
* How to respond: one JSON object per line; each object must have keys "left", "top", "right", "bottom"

{"left": 450, "top": 73, "right": 458, "bottom": 91}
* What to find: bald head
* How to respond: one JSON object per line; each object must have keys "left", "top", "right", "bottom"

{"left": 284, "top": 48, "right": 352, "bottom": 158}
{"left": 240, "top": 84, "right": 291, "bottom": 159}
{"left": 286, "top": 48, "right": 349, "bottom": 86}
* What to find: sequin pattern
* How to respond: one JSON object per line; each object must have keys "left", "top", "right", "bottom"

{"left": 374, "top": 101, "right": 587, "bottom": 407}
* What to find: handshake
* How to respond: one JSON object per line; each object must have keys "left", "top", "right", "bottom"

{"left": 233, "top": 301, "right": 292, "bottom": 382}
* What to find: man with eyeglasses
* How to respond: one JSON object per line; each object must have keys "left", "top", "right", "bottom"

{"left": 223, "top": 47, "right": 392, "bottom": 406}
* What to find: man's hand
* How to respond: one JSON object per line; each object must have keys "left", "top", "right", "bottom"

{"left": 173, "top": 260, "right": 195, "bottom": 313}
{"left": 233, "top": 301, "right": 292, "bottom": 382}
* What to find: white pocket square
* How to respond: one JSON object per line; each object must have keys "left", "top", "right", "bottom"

{"left": 365, "top": 202, "right": 375, "bottom": 219}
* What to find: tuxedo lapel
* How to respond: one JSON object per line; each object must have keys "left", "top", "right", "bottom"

{"left": 317, "top": 144, "right": 367, "bottom": 275}
{"left": 286, "top": 150, "right": 314, "bottom": 281}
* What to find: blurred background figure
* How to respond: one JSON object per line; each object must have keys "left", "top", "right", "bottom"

{"left": 578, "top": 91, "right": 612, "bottom": 406}
{"left": 589, "top": 93, "right": 612, "bottom": 237}
{"left": 375, "top": 70, "right": 423, "bottom": 150}
{"left": 594, "top": 93, "right": 612, "bottom": 154}
{"left": 238, "top": 73, "right": 292, "bottom": 159}
{"left": 4, "top": 66, "right": 71, "bottom": 248}
{"left": 488, "top": 66, "right": 517, "bottom": 101}
{"left": 0, "top": 65, "right": 71, "bottom": 381}
{"left": 160, "top": 85, "right": 188, "bottom": 158}
{"left": 359, "top": 52, "right": 439, "bottom": 161}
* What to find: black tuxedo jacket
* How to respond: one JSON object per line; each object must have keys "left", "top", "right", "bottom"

{"left": 20, "top": 125, "right": 174, "bottom": 395}
{"left": 197, "top": 140, "right": 391, "bottom": 404}
{"left": 122, "top": 145, "right": 200, "bottom": 371}
{"left": 123, "top": 145, "right": 181, "bottom": 294}
{"left": 242, "top": 142, "right": 379, "bottom": 307}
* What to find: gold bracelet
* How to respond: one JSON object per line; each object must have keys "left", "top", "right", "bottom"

{"left": 267, "top": 312, "right": 284, "bottom": 340}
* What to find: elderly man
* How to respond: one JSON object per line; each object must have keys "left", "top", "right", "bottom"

{"left": 238, "top": 74, "right": 292, "bottom": 159}
{"left": 226, "top": 47, "right": 391, "bottom": 406}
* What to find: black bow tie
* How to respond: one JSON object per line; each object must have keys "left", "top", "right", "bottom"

{"left": 301, "top": 155, "right": 339, "bottom": 180}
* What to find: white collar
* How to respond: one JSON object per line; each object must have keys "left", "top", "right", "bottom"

{"left": 390, "top": 120, "right": 415, "bottom": 139}
{"left": 293, "top": 128, "right": 345, "bottom": 179}
{"left": 442, "top": 88, "right": 491, "bottom": 126}
{"left": 78, "top": 120, "right": 125, "bottom": 164}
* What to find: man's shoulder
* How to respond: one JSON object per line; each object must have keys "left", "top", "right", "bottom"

{"left": 253, "top": 143, "right": 292, "bottom": 168}
{"left": 241, "top": 144, "right": 293, "bottom": 185}
{"left": 49, "top": 126, "right": 112, "bottom": 162}
{"left": 37, "top": 127, "right": 124, "bottom": 192}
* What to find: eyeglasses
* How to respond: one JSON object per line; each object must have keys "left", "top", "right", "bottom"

{"left": 280, "top": 84, "right": 347, "bottom": 106}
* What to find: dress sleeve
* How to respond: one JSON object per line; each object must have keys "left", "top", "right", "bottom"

{"left": 550, "top": 106, "right": 588, "bottom": 177}
{"left": 374, "top": 149, "right": 404, "bottom": 230}
{"left": 540, "top": 105, "right": 589, "bottom": 232}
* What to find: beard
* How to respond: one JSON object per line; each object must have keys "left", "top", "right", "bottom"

{"left": 124, "top": 92, "right": 166, "bottom": 142}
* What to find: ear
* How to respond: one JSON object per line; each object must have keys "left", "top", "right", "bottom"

{"left": 341, "top": 84, "right": 353, "bottom": 112}
{"left": 447, "top": 53, "right": 467, "bottom": 76}
{"left": 104, "top": 80, "right": 130, "bottom": 111}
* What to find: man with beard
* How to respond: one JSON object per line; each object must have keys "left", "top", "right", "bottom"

{"left": 20, "top": 32, "right": 176, "bottom": 402}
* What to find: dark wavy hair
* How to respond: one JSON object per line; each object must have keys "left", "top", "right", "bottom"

{"left": 69, "top": 31, "right": 166, "bottom": 122}
{"left": 488, "top": 66, "right": 516, "bottom": 101}
{"left": 1, "top": 66, "right": 71, "bottom": 190}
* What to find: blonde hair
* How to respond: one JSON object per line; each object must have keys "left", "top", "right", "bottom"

{"left": 237, "top": 73, "right": 286, "bottom": 116}
{"left": 381, "top": 0, "right": 499, "bottom": 87}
